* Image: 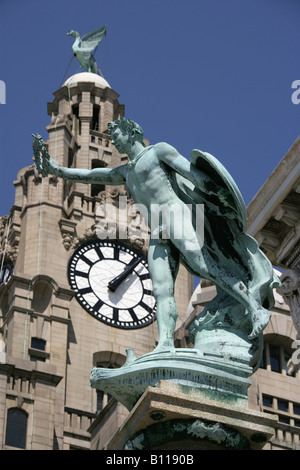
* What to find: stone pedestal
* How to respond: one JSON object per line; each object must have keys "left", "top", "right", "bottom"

{"left": 90, "top": 347, "right": 253, "bottom": 410}
{"left": 107, "top": 381, "right": 277, "bottom": 450}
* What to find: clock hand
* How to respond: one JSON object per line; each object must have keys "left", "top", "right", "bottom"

{"left": 108, "top": 256, "right": 143, "bottom": 292}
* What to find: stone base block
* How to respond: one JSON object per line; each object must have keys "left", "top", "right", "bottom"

{"left": 107, "top": 381, "right": 277, "bottom": 450}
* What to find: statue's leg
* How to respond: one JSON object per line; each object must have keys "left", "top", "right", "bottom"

{"left": 173, "top": 230, "right": 270, "bottom": 339}
{"left": 147, "top": 239, "right": 179, "bottom": 352}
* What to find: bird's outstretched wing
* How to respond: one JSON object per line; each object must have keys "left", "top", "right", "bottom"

{"left": 80, "top": 26, "right": 106, "bottom": 53}
{"left": 190, "top": 149, "right": 247, "bottom": 231}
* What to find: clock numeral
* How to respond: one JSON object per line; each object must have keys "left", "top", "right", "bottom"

{"left": 74, "top": 270, "right": 89, "bottom": 278}
{"left": 140, "top": 301, "right": 153, "bottom": 314}
{"left": 143, "top": 289, "right": 153, "bottom": 296}
{"left": 113, "top": 308, "right": 119, "bottom": 322}
{"left": 114, "top": 247, "right": 120, "bottom": 260}
{"left": 94, "top": 245, "right": 104, "bottom": 260}
{"left": 93, "top": 299, "right": 104, "bottom": 312}
{"left": 128, "top": 308, "right": 139, "bottom": 323}
{"left": 79, "top": 286, "right": 93, "bottom": 295}
{"left": 81, "top": 255, "right": 94, "bottom": 267}
{"left": 139, "top": 273, "right": 150, "bottom": 281}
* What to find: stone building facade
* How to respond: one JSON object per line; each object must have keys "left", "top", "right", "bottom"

{"left": 0, "top": 72, "right": 299, "bottom": 450}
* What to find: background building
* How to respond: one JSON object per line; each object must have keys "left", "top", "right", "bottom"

{"left": 0, "top": 71, "right": 299, "bottom": 450}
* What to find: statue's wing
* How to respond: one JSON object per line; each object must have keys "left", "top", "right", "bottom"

{"left": 190, "top": 149, "right": 247, "bottom": 231}
{"left": 80, "top": 26, "right": 106, "bottom": 53}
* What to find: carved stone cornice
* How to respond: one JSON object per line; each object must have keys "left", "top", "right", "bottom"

{"left": 247, "top": 137, "right": 300, "bottom": 235}
{"left": 246, "top": 138, "right": 300, "bottom": 269}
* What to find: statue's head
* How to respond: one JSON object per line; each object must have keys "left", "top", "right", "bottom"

{"left": 108, "top": 118, "right": 145, "bottom": 146}
{"left": 67, "top": 30, "right": 80, "bottom": 38}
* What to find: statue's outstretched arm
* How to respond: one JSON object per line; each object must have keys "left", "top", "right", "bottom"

{"left": 32, "top": 134, "right": 125, "bottom": 185}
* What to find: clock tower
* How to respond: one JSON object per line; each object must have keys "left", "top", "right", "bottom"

{"left": 0, "top": 72, "right": 193, "bottom": 450}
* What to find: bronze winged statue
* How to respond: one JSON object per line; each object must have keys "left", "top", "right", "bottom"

{"left": 67, "top": 26, "right": 106, "bottom": 74}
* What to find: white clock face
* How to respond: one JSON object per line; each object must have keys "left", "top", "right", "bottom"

{"left": 68, "top": 240, "right": 156, "bottom": 329}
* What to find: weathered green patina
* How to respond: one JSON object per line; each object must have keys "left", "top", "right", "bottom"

{"left": 32, "top": 117, "right": 280, "bottom": 410}
{"left": 125, "top": 418, "right": 250, "bottom": 450}
{"left": 67, "top": 26, "right": 106, "bottom": 74}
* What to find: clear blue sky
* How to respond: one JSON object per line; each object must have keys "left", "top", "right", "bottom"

{"left": 0, "top": 0, "right": 299, "bottom": 218}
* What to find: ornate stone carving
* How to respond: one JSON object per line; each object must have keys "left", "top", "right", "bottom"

{"left": 72, "top": 225, "right": 98, "bottom": 249}
{"left": 0, "top": 216, "right": 19, "bottom": 265}
{"left": 273, "top": 203, "right": 300, "bottom": 227}
{"left": 125, "top": 418, "right": 249, "bottom": 450}
{"left": 59, "top": 219, "right": 77, "bottom": 251}
{"left": 278, "top": 269, "right": 300, "bottom": 339}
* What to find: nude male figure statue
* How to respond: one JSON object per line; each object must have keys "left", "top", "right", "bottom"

{"left": 32, "top": 118, "right": 279, "bottom": 352}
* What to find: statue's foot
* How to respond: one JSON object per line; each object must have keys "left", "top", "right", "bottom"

{"left": 248, "top": 306, "right": 270, "bottom": 339}
{"left": 152, "top": 340, "right": 175, "bottom": 355}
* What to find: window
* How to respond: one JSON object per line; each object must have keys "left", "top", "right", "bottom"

{"left": 95, "top": 360, "right": 117, "bottom": 414}
{"left": 96, "top": 390, "right": 113, "bottom": 414}
{"left": 278, "top": 415, "right": 290, "bottom": 424}
{"left": 293, "top": 404, "right": 300, "bottom": 416}
{"left": 260, "top": 341, "right": 296, "bottom": 377}
{"left": 72, "top": 104, "right": 80, "bottom": 135}
{"left": 263, "top": 395, "right": 273, "bottom": 408}
{"left": 91, "top": 160, "right": 106, "bottom": 197}
{"left": 92, "top": 105, "right": 100, "bottom": 131}
{"left": 29, "top": 337, "right": 48, "bottom": 362}
{"left": 262, "top": 394, "right": 300, "bottom": 430}
{"left": 31, "top": 338, "right": 46, "bottom": 351}
{"left": 93, "top": 353, "right": 126, "bottom": 415}
{"left": 278, "top": 399, "right": 289, "bottom": 412}
{"left": 5, "top": 408, "right": 28, "bottom": 449}
{"left": 72, "top": 104, "right": 79, "bottom": 118}
{"left": 269, "top": 345, "right": 280, "bottom": 372}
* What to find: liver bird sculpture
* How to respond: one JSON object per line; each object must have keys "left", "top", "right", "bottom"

{"left": 67, "top": 26, "right": 106, "bottom": 74}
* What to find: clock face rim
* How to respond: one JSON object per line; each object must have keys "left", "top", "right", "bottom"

{"left": 67, "top": 239, "right": 157, "bottom": 329}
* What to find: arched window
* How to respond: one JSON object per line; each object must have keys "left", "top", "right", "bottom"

{"left": 5, "top": 408, "right": 28, "bottom": 449}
